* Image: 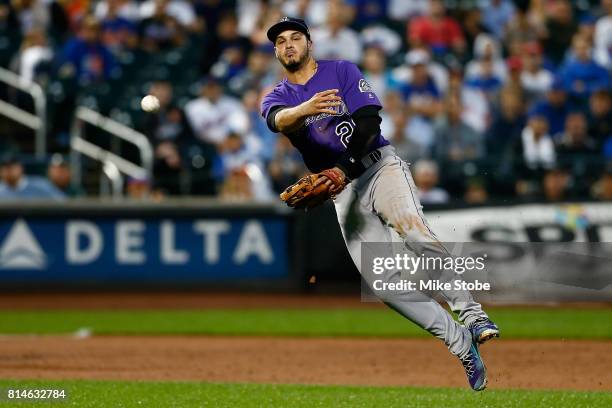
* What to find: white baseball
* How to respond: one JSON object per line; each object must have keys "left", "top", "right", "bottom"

{"left": 141, "top": 95, "right": 160, "bottom": 112}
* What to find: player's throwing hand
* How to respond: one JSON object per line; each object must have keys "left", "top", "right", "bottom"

{"left": 299, "top": 89, "right": 343, "bottom": 116}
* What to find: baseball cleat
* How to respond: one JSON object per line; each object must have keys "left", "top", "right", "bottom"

{"left": 459, "top": 341, "right": 488, "bottom": 391}
{"left": 468, "top": 318, "right": 500, "bottom": 344}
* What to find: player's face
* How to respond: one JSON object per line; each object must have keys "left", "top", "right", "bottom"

{"left": 274, "top": 30, "right": 310, "bottom": 72}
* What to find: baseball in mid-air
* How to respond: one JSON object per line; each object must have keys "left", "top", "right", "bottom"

{"left": 141, "top": 95, "right": 160, "bottom": 112}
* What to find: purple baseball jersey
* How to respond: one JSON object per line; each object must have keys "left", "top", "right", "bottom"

{"left": 261, "top": 60, "right": 389, "bottom": 172}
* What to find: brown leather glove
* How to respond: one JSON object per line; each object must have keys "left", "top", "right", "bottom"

{"left": 280, "top": 168, "right": 347, "bottom": 209}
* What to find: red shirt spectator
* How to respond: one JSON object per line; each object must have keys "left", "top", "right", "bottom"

{"left": 408, "top": 0, "right": 465, "bottom": 56}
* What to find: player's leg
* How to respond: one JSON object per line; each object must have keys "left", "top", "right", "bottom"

{"left": 333, "top": 184, "right": 472, "bottom": 358}
{"left": 334, "top": 174, "right": 488, "bottom": 390}
{"left": 369, "top": 154, "right": 499, "bottom": 342}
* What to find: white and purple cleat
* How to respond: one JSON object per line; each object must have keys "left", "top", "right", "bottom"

{"left": 469, "top": 318, "right": 500, "bottom": 344}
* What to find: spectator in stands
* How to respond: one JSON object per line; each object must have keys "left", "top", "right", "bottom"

{"left": 448, "top": 67, "right": 489, "bottom": 135}
{"left": 542, "top": 0, "right": 578, "bottom": 67}
{"left": 465, "top": 35, "right": 507, "bottom": 85}
{"left": 464, "top": 178, "right": 489, "bottom": 204}
{"left": 556, "top": 111, "right": 598, "bottom": 153}
{"left": 141, "top": 81, "right": 195, "bottom": 195}
{"left": 359, "top": 26, "right": 402, "bottom": 59}
{"left": 504, "top": 56, "right": 524, "bottom": 99}
{"left": 461, "top": 7, "right": 490, "bottom": 62}
{"left": 520, "top": 42, "right": 553, "bottom": 103}
{"left": 47, "top": 154, "right": 83, "bottom": 198}
{"left": 412, "top": 159, "right": 450, "bottom": 205}
{"left": 59, "top": 0, "right": 89, "bottom": 32}
{"left": 219, "top": 167, "right": 253, "bottom": 201}
{"left": 504, "top": 2, "right": 541, "bottom": 47}
{"left": 126, "top": 176, "right": 160, "bottom": 200}
{"left": 0, "top": 2, "right": 20, "bottom": 67}
{"left": 385, "top": 107, "right": 430, "bottom": 165}
{"left": 486, "top": 88, "right": 526, "bottom": 158}
{"left": 408, "top": 0, "right": 465, "bottom": 58}
{"left": 215, "top": 132, "right": 272, "bottom": 202}
{"left": 200, "top": 10, "right": 252, "bottom": 76}
{"left": 558, "top": 34, "right": 610, "bottom": 101}
{"left": 397, "top": 49, "right": 442, "bottom": 152}
{"left": 0, "top": 154, "right": 65, "bottom": 200}
{"left": 588, "top": 88, "right": 612, "bottom": 146}
{"left": 241, "top": 89, "right": 276, "bottom": 163}
{"left": 530, "top": 78, "right": 572, "bottom": 137}
{"left": 392, "top": 47, "right": 449, "bottom": 96}
{"left": 268, "top": 136, "right": 305, "bottom": 194}
{"left": 344, "top": 0, "right": 389, "bottom": 30}
{"left": 592, "top": 166, "right": 612, "bottom": 201}
{"left": 249, "top": 2, "right": 283, "bottom": 46}
{"left": 139, "top": 0, "right": 186, "bottom": 52}
{"left": 434, "top": 96, "right": 484, "bottom": 164}
{"left": 577, "top": 13, "right": 597, "bottom": 46}
{"left": 227, "top": 45, "right": 276, "bottom": 97}
{"left": 58, "top": 15, "right": 118, "bottom": 84}
{"left": 388, "top": 0, "right": 428, "bottom": 22}
{"left": 184, "top": 76, "right": 249, "bottom": 146}
{"left": 513, "top": 111, "right": 556, "bottom": 197}
{"left": 10, "top": 28, "right": 52, "bottom": 83}
{"left": 194, "top": 0, "right": 237, "bottom": 37}
{"left": 541, "top": 167, "right": 571, "bottom": 202}
{"left": 11, "top": 0, "right": 51, "bottom": 34}
{"left": 100, "top": 0, "right": 139, "bottom": 54}
{"left": 94, "top": 0, "right": 141, "bottom": 23}
{"left": 140, "top": 0, "right": 198, "bottom": 32}
{"left": 234, "top": 0, "right": 265, "bottom": 38}
{"left": 594, "top": 0, "right": 612, "bottom": 70}
{"left": 479, "top": 0, "right": 515, "bottom": 40}
{"left": 361, "top": 44, "right": 396, "bottom": 98}
{"left": 311, "top": 0, "right": 362, "bottom": 63}
{"left": 465, "top": 55, "right": 504, "bottom": 104}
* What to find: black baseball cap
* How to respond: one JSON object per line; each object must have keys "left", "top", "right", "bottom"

{"left": 266, "top": 17, "right": 310, "bottom": 43}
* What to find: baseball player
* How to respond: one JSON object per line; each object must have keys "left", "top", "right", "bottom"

{"left": 261, "top": 17, "right": 499, "bottom": 391}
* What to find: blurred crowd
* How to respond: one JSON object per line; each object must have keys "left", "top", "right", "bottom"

{"left": 0, "top": 0, "right": 611, "bottom": 205}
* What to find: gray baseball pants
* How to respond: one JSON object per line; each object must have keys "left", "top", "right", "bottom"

{"left": 332, "top": 145, "right": 489, "bottom": 357}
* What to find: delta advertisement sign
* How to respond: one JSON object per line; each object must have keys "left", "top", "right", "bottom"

{"left": 0, "top": 217, "right": 288, "bottom": 285}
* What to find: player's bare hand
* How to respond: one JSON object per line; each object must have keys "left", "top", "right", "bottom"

{"left": 300, "top": 89, "right": 343, "bottom": 116}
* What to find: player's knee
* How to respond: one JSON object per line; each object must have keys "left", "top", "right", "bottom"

{"left": 380, "top": 206, "right": 428, "bottom": 240}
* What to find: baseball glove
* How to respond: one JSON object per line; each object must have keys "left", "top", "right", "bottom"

{"left": 280, "top": 168, "right": 347, "bottom": 209}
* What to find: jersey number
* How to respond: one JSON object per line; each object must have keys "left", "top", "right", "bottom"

{"left": 335, "top": 120, "right": 355, "bottom": 148}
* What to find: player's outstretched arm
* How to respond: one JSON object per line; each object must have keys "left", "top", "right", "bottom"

{"left": 274, "top": 89, "right": 343, "bottom": 133}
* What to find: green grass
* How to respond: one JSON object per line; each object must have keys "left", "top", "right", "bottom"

{"left": 0, "top": 380, "right": 609, "bottom": 408}
{"left": 0, "top": 307, "right": 610, "bottom": 339}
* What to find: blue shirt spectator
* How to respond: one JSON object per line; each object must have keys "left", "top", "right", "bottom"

{"left": 59, "top": 16, "right": 118, "bottom": 84}
{"left": 558, "top": 35, "right": 610, "bottom": 100}
{"left": 346, "top": 0, "right": 389, "bottom": 29}
{"left": 0, "top": 177, "right": 65, "bottom": 200}
{"left": 400, "top": 76, "right": 440, "bottom": 103}
{"left": 0, "top": 157, "right": 65, "bottom": 201}
{"left": 479, "top": 0, "right": 515, "bottom": 39}
{"left": 530, "top": 79, "right": 574, "bottom": 137}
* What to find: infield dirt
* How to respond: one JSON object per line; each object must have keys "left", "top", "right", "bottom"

{"left": 0, "top": 336, "right": 609, "bottom": 391}
{"left": 0, "top": 293, "right": 610, "bottom": 391}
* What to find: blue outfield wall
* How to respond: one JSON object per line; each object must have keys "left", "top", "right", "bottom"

{"left": 0, "top": 202, "right": 302, "bottom": 289}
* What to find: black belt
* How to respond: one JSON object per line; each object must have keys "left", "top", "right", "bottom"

{"left": 360, "top": 148, "right": 384, "bottom": 169}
